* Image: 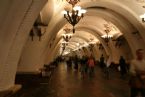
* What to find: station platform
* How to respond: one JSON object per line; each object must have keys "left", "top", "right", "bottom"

{"left": 14, "top": 63, "right": 130, "bottom": 97}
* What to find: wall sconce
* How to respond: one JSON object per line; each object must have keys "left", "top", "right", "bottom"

{"left": 140, "top": 13, "right": 145, "bottom": 22}
{"left": 35, "top": 27, "right": 43, "bottom": 41}
{"left": 29, "top": 29, "right": 35, "bottom": 41}
{"left": 29, "top": 27, "right": 46, "bottom": 41}
{"left": 113, "top": 36, "right": 123, "bottom": 48}
{"left": 29, "top": 20, "right": 47, "bottom": 41}
{"left": 115, "top": 41, "right": 122, "bottom": 48}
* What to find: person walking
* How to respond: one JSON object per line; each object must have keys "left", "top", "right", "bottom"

{"left": 80, "top": 55, "right": 87, "bottom": 78}
{"left": 87, "top": 56, "right": 95, "bottom": 78}
{"left": 74, "top": 55, "right": 79, "bottom": 71}
{"left": 119, "top": 56, "right": 127, "bottom": 79}
{"left": 100, "top": 54, "right": 105, "bottom": 72}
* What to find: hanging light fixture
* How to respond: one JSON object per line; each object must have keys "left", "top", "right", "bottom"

{"left": 62, "top": 27, "right": 73, "bottom": 42}
{"left": 60, "top": 41, "right": 68, "bottom": 55}
{"left": 101, "top": 29, "right": 113, "bottom": 43}
{"left": 62, "top": 41, "right": 68, "bottom": 46}
{"left": 89, "top": 36, "right": 97, "bottom": 51}
{"left": 62, "top": 34, "right": 72, "bottom": 42}
{"left": 66, "top": 0, "right": 80, "bottom": 7}
{"left": 62, "top": 42, "right": 66, "bottom": 50}
{"left": 62, "top": 0, "right": 86, "bottom": 33}
{"left": 88, "top": 36, "right": 94, "bottom": 49}
{"left": 101, "top": 24, "right": 113, "bottom": 45}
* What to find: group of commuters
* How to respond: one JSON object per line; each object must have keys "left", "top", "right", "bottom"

{"left": 100, "top": 54, "right": 128, "bottom": 79}
{"left": 99, "top": 49, "right": 145, "bottom": 97}
{"left": 64, "top": 48, "right": 145, "bottom": 97}
{"left": 65, "top": 55, "right": 95, "bottom": 78}
{"left": 80, "top": 55, "right": 95, "bottom": 78}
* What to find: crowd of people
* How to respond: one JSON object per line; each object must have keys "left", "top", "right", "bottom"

{"left": 63, "top": 54, "right": 129, "bottom": 80}
{"left": 65, "top": 55, "right": 95, "bottom": 78}
{"left": 52, "top": 49, "right": 145, "bottom": 97}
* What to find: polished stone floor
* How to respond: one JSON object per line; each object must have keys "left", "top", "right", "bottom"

{"left": 15, "top": 63, "right": 130, "bottom": 97}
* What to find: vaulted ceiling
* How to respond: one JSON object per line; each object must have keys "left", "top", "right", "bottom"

{"left": 1, "top": 0, "right": 145, "bottom": 91}
{"left": 36, "top": 0, "right": 145, "bottom": 60}
{"left": 1, "top": 0, "right": 145, "bottom": 73}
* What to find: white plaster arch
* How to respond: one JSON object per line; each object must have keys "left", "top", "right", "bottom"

{"left": 40, "top": 0, "right": 145, "bottom": 64}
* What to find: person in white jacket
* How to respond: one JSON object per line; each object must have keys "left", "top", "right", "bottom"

{"left": 129, "top": 49, "right": 145, "bottom": 97}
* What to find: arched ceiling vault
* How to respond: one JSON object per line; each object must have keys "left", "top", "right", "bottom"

{"left": 45, "top": 0, "right": 143, "bottom": 40}
{"left": 43, "top": 0, "right": 145, "bottom": 59}
{"left": 52, "top": 7, "right": 142, "bottom": 56}
{"left": 52, "top": 35, "right": 90, "bottom": 56}
{"left": 75, "top": 26, "right": 111, "bottom": 55}
{"left": 45, "top": 6, "right": 133, "bottom": 43}
{"left": 51, "top": 29, "right": 108, "bottom": 57}
{"left": 78, "top": 1, "right": 145, "bottom": 41}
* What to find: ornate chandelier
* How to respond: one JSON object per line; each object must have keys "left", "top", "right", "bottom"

{"left": 62, "top": 28, "right": 73, "bottom": 42}
{"left": 88, "top": 36, "right": 97, "bottom": 51}
{"left": 61, "top": 41, "right": 68, "bottom": 52}
{"left": 66, "top": 0, "right": 80, "bottom": 7}
{"left": 101, "top": 24, "right": 113, "bottom": 45}
{"left": 101, "top": 29, "right": 113, "bottom": 43}
{"left": 60, "top": 41, "right": 68, "bottom": 55}
{"left": 62, "top": 0, "right": 86, "bottom": 33}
